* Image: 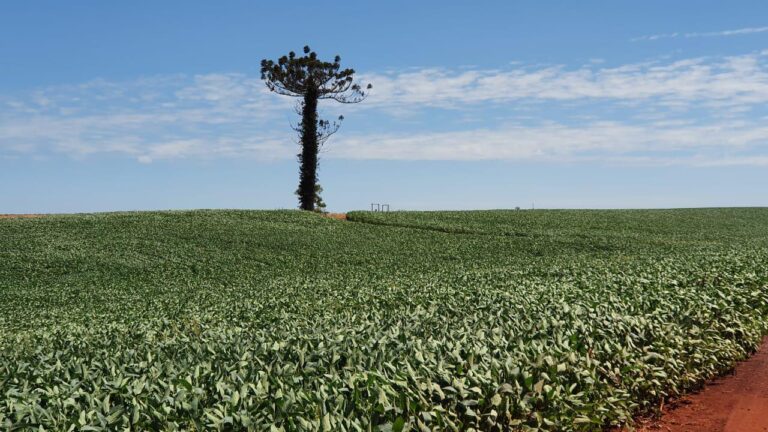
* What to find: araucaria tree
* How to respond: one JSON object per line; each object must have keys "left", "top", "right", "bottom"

{"left": 261, "top": 46, "right": 371, "bottom": 211}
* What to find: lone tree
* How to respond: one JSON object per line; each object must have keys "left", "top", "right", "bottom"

{"left": 261, "top": 46, "right": 371, "bottom": 211}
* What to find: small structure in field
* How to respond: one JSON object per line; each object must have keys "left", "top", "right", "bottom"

{"left": 370, "top": 203, "right": 391, "bottom": 212}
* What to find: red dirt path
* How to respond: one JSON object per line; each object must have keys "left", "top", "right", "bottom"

{"left": 323, "top": 212, "right": 347, "bottom": 221}
{"left": 0, "top": 214, "right": 43, "bottom": 219}
{"left": 632, "top": 336, "right": 768, "bottom": 432}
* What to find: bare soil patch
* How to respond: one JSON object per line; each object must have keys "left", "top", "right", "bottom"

{"left": 631, "top": 336, "right": 768, "bottom": 432}
{"left": 323, "top": 213, "right": 347, "bottom": 221}
{"left": 0, "top": 214, "right": 43, "bottom": 219}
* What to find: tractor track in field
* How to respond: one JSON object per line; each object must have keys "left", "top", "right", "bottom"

{"left": 631, "top": 336, "right": 768, "bottom": 432}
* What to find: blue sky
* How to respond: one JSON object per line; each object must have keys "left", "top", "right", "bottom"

{"left": 2, "top": 1, "right": 768, "bottom": 212}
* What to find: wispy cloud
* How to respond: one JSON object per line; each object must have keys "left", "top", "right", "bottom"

{"left": 2, "top": 52, "right": 768, "bottom": 165}
{"left": 330, "top": 120, "right": 768, "bottom": 166}
{"left": 632, "top": 26, "right": 768, "bottom": 42}
{"left": 0, "top": 74, "right": 295, "bottom": 163}
{"left": 359, "top": 53, "right": 768, "bottom": 110}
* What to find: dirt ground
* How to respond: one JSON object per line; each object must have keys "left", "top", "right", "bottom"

{"left": 632, "top": 336, "right": 768, "bottom": 432}
{"left": 323, "top": 212, "right": 347, "bottom": 221}
{"left": 0, "top": 214, "right": 43, "bottom": 219}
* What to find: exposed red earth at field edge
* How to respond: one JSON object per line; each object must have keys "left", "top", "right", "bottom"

{"left": 0, "top": 214, "right": 43, "bottom": 219}
{"left": 628, "top": 336, "right": 768, "bottom": 432}
{"left": 323, "top": 212, "right": 348, "bottom": 221}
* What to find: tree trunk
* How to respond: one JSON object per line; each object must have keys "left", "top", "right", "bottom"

{"left": 298, "top": 87, "right": 319, "bottom": 211}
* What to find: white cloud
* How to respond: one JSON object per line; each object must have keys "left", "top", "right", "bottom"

{"left": 1, "top": 52, "right": 768, "bottom": 165}
{"left": 633, "top": 26, "right": 768, "bottom": 41}
{"left": 328, "top": 121, "right": 768, "bottom": 165}
{"left": 358, "top": 52, "right": 768, "bottom": 109}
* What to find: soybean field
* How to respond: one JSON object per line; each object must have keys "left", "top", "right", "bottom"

{"left": 1, "top": 209, "right": 768, "bottom": 431}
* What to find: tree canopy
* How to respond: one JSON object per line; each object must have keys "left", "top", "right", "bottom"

{"left": 260, "top": 46, "right": 371, "bottom": 103}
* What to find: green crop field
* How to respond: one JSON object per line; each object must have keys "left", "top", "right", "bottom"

{"left": 1, "top": 209, "right": 768, "bottom": 431}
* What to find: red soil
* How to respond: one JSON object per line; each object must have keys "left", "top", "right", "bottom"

{"left": 0, "top": 214, "right": 43, "bottom": 219}
{"left": 323, "top": 212, "right": 347, "bottom": 221}
{"left": 632, "top": 336, "right": 768, "bottom": 432}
